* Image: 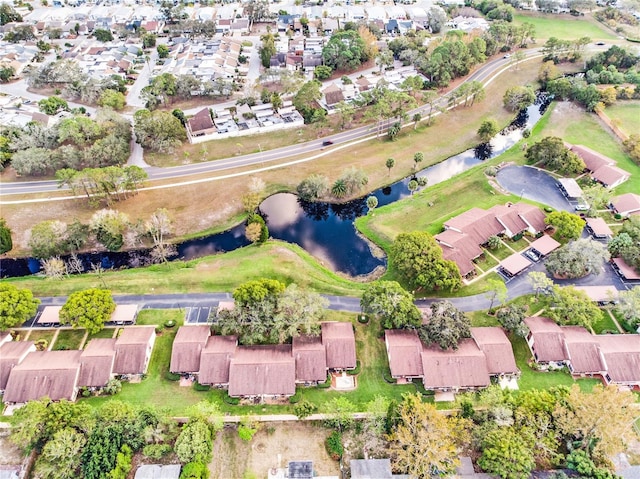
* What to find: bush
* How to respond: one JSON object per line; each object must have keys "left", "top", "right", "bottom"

{"left": 223, "top": 391, "right": 240, "bottom": 405}
{"left": 193, "top": 382, "right": 211, "bottom": 392}
{"left": 484, "top": 166, "right": 498, "bottom": 177}
{"left": 288, "top": 392, "right": 301, "bottom": 404}
{"left": 357, "top": 314, "right": 369, "bottom": 324}
{"left": 165, "top": 371, "right": 181, "bottom": 381}
{"left": 325, "top": 431, "right": 343, "bottom": 460}
{"left": 317, "top": 374, "right": 332, "bottom": 389}
{"left": 382, "top": 370, "right": 397, "bottom": 384}
{"left": 294, "top": 399, "right": 317, "bottom": 419}
{"left": 347, "top": 360, "right": 361, "bottom": 376}
{"left": 143, "top": 444, "right": 172, "bottom": 460}
{"left": 164, "top": 320, "right": 176, "bottom": 328}
{"left": 180, "top": 461, "right": 209, "bottom": 479}
{"left": 103, "top": 378, "right": 122, "bottom": 395}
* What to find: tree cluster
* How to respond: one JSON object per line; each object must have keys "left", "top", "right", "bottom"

{"left": 134, "top": 109, "right": 187, "bottom": 153}
{"left": 475, "top": 0, "right": 516, "bottom": 21}
{"left": 322, "top": 30, "right": 371, "bottom": 72}
{"left": 141, "top": 73, "right": 234, "bottom": 110}
{"left": 0, "top": 284, "right": 40, "bottom": 331}
{"left": 525, "top": 137, "right": 585, "bottom": 174}
{"left": 544, "top": 210, "right": 585, "bottom": 240}
{"left": 6, "top": 109, "right": 131, "bottom": 177}
{"left": 548, "top": 285, "right": 603, "bottom": 329}
{"left": 545, "top": 76, "right": 606, "bottom": 112}
{"left": 541, "top": 36, "right": 591, "bottom": 64}
{"left": 419, "top": 300, "right": 470, "bottom": 350}
{"left": 545, "top": 239, "right": 610, "bottom": 279}
{"left": 391, "top": 232, "right": 462, "bottom": 292}
{"left": 216, "top": 279, "right": 328, "bottom": 344}
{"left": 608, "top": 215, "right": 640, "bottom": 273}
{"left": 360, "top": 281, "right": 422, "bottom": 330}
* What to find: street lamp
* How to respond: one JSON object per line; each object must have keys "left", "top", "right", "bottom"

{"left": 519, "top": 189, "right": 525, "bottom": 202}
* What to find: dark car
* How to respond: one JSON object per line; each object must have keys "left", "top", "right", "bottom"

{"left": 322, "top": 140, "right": 334, "bottom": 146}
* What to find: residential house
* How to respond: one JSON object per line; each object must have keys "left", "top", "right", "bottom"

{"left": 611, "top": 193, "right": 640, "bottom": 217}
{"left": 170, "top": 325, "right": 211, "bottom": 375}
{"left": 525, "top": 316, "right": 640, "bottom": 387}
{"left": 571, "top": 144, "right": 630, "bottom": 189}
{"left": 186, "top": 108, "right": 216, "bottom": 140}
{"left": 435, "top": 203, "right": 547, "bottom": 277}
{"left": 228, "top": 345, "right": 296, "bottom": 398}
{"left": 322, "top": 83, "right": 345, "bottom": 109}
{"left": 0, "top": 340, "right": 36, "bottom": 391}
{"left": 79, "top": 338, "right": 117, "bottom": 388}
{"left": 322, "top": 321, "right": 357, "bottom": 370}
{"left": 198, "top": 335, "right": 237, "bottom": 386}
{"left": 113, "top": 326, "right": 156, "bottom": 376}
{"left": 3, "top": 350, "right": 83, "bottom": 403}
{"left": 292, "top": 334, "right": 327, "bottom": 384}
{"left": 384, "top": 327, "right": 518, "bottom": 392}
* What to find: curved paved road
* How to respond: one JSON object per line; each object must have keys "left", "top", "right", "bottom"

{"left": 0, "top": 53, "right": 531, "bottom": 197}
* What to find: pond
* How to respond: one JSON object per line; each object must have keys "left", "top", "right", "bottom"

{"left": 0, "top": 95, "right": 551, "bottom": 279}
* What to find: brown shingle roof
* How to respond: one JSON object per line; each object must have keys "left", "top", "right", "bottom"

{"left": 596, "top": 335, "right": 640, "bottom": 383}
{"left": 228, "top": 345, "right": 295, "bottom": 397}
{"left": 79, "top": 338, "right": 116, "bottom": 387}
{"left": 591, "top": 164, "right": 629, "bottom": 187}
{"left": 323, "top": 83, "right": 345, "bottom": 106}
{"left": 471, "top": 327, "right": 518, "bottom": 375}
{"left": 113, "top": 326, "right": 155, "bottom": 375}
{"left": 3, "top": 350, "right": 82, "bottom": 403}
{"left": 321, "top": 322, "right": 356, "bottom": 370}
{"left": 385, "top": 329, "right": 423, "bottom": 378}
{"left": 198, "top": 335, "right": 237, "bottom": 385}
{"left": 188, "top": 108, "right": 215, "bottom": 134}
{"left": 570, "top": 144, "right": 613, "bottom": 171}
{"left": 524, "top": 316, "right": 567, "bottom": 363}
{"left": 612, "top": 257, "right": 640, "bottom": 280}
{"left": 421, "top": 339, "right": 490, "bottom": 389}
{"left": 0, "top": 341, "right": 36, "bottom": 390}
{"left": 611, "top": 193, "right": 640, "bottom": 216}
{"left": 562, "top": 326, "right": 606, "bottom": 374}
{"left": 170, "top": 326, "right": 211, "bottom": 374}
{"left": 292, "top": 335, "right": 326, "bottom": 382}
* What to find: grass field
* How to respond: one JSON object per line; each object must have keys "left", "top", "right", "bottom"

{"left": 87, "top": 328, "right": 117, "bottom": 341}
{"left": 592, "top": 310, "right": 620, "bottom": 334}
{"left": 603, "top": 101, "right": 640, "bottom": 138}
{"left": 513, "top": 12, "right": 618, "bottom": 40}
{"left": 52, "top": 329, "right": 86, "bottom": 350}
{"left": 25, "top": 329, "right": 55, "bottom": 346}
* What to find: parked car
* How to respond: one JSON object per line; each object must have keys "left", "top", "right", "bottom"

{"left": 525, "top": 249, "right": 540, "bottom": 262}
{"left": 575, "top": 203, "right": 589, "bottom": 211}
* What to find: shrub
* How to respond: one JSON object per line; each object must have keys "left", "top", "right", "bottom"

{"left": 103, "top": 378, "right": 122, "bottom": 395}
{"left": 223, "top": 391, "right": 240, "bottom": 405}
{"left": 484, "top": 166, "right": 498, "bottom": 177}
{"left": 288, "top": 392, "right": 301, "bottom": 404}
{"left": 347, "top": 360, "right": 361, "bottom": 376}
{"left": 165, "top": 371, "right": 181, "bottom": 381}
{"left": 294, "top": 400, "right": 317, "bottom": 419}
{"left": 317, "top": 374, "right": 332, "bottom": 389}
{"left": 325, "top": 431, "right": 343, "bottom": 460}
{"left": 357, "top": 314, "right": 369, "bottom": 324}
{"left": 143, "top": 444, "right": 172, "bottom": 460}
{"left": 180, "top": 461, "right": 209, "bottom": 479}
{"left": 164, "top": 320, "right": 176, "bottom": 328}
{"left": 382, "top": 371, "right": 397, "bottom": 384}
{"left": 193, "top": 382, "right": 211, "bottom": 392}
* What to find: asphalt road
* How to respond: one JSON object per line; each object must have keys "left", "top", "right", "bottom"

{"left": 496, "top": 165, "right": 573, "bottom": 212}
{"left": 0, "top": 53, "right": 529, "bottom": 196}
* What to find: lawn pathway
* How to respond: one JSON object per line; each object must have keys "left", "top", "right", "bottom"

{"left": 48, "top": 329, "right": 60, "bottom": 351}
{"left": 606, "top": 309, "right": 625, "bottom": 334}
{"left": 78, "top": 330, "right": 90, "bottom": 350}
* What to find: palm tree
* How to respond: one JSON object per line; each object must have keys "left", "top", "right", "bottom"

{"left": 413, "top": 152, "right": 424, "bottom": 170}
{"left": 331, "top": 179, "right": 347, "bottom": 198}
{"left": 408, "top": 179, "right": 418, "bottom": 195}
{"left": 386, "top": 158, "right": 395, "bottom": 176}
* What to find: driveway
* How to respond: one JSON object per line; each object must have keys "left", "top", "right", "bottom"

{"left": 496, "top": 165, "right": 572, "bottom": 212}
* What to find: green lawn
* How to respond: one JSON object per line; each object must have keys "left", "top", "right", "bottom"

{"left": 26, "top": 329, "right": 55, "bottom": 347}
{"left": 81, "top": 310, "right": 207, "bottom": 415}
{"left": 52, "top": 329, "right": 86, "bottom": 350}
{"left": 474, "top": 252, "right": 499, "bottom": 272}
{"left": 86, "top": 328, "right": 117, "bottom": 342}
{"left": 489, "top": 244, "right": 516, "bottom": 261}
{"left": 513, "top": 13, "right": 618, "bottom": 40}
{"left": 603, "top": 101, "right": 640, "bottom": 138}
{"left": 592, "top": 310, "right": 620, "bottom": 334}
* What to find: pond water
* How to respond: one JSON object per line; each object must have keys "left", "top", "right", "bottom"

{"left": 0, "top": 95, "right": 551, "bottom": 279}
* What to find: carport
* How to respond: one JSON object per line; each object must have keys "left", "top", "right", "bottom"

{"left": 529, "top": 235, "right": 561, "bottom": 257}
{"left": 612, "top": 257, "right": 640, "bottom": 280}
{"left": 557, "top": 178, "right": 583, "bottom": 200}
{"left": 500, "top": 253, "right": 532, "bottom": 278}
{"left": 37, "top": 306, "right": 62, "bottom": 326}
{"left": 585, "top": 218, "right": 613, "bottom": 239}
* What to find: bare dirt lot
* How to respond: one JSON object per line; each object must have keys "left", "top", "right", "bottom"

{"left": 0, "top": 435, "right": 23, "bottom": 465}
{"left": 209, "top": 422, "right": 338, "bottom": 479}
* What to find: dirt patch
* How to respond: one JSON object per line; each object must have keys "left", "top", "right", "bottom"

{"left": 0, "top": 436, "right": 24, "bottom": 465}
{"left": 209, "top": 423, "right": 338, "bottom": 479}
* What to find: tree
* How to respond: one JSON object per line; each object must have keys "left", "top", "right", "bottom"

{"left": 322, "top": 30, "right": 369, "bottom": 71}
{"left": 548, "top": 285, "right": 602, "bottom": 329}
{"left": 93, "top": 28, "right": 113, "bottom": 42}
{"left": 360, "top": 281, "right": 422, "bottom": 330}
{"left": 323, "top": 397, "right": 357, "bottom": 432}
{"left": 385, "top": 158, "right": 395, "bottom": 175}
{"left": 503, "top": 85, "right": 536, "bottom": 112}
{"left": 146, "top": 208, "right": 174, "bottom": 262}
{"left": 376, "top": 49, "right": 394, "bottom": 73}
{"left": 496, "top": 304, "right": 528, "bottom": 337}
{"left": 314, "top": 65, "right": 332, "bottom": 81}
{"left": 90, "top": 209, "right": 129, "bottom": 251}
{"left": 545, "top": 239, "right": 610, "bottom": 279}
{"left": 545, "top": 211, "right": 585, "bottom": 240}
{"left": 38, "top": 96, "right": 68, "bottom": 115}
{"left": 0, "top": 284, "right": 40, "bottom": 331}
{"left": 141, "top": 33, "right": 156, "bottom": 49}
{"left": 419, "top": 300, "right": 470, "bottom": 350}
{"left": 413, "top": 152, "right": 424, "bottom": 170}
{"left": 478, "top": 119, "right": 499, "bottom": 142}
{"left": 389, "top": 393, "right": 462, "bottom": 478}
{"left": 297, "top": 174, "right": 329, "bottom": 201}
{"left": 157, "top": 44, "right": 169, "bottom": 58}
{"left": 29, "top": 220, "right": 70, "bottom": 259}
{"left": 134, "top": 109, "right": 186, "bottom": 153}
{"left": 107, "top": 445, "right": 132, "bottom": 479}
{"left": 33, "top": 428, "right": 86, "bottom": 479}
{"left": 259, "top": 33, "right": 276, "bottom": 69}
{"left": 98, "top": 90, "right": 126, "bottom": 110}
{"left": 293, "top": 81, "right": 324, "bottom": 124}
{"left": 554, "top": 384, "right": 637, "bottom": 458}
{"left": 175, "top": 420, "right": 213, "bottom": 464}
{"left": 366, "top": 196, "right": 378, "bottom": 212}
{"left": 615, "top": 286, "right": 640, "bottom": 329}
{"left": 623, "top": 134, "right": 640, "bottom": 165}
{"left": 180, "top": 462, "right": 209, "bottom": 479}
{"left": 485, "top": 278, "right": 507, "bottom": 313}
{"left": 59, "top": 288, "right": 116, "bottom": 335}
{"left": 0, "top": 218, "right": 12, "bottom": 254}
{"left": 0, "top": 65, "right": 15, "bottom": 82}
{"left": 408, "top": 180, "right": 419, "bottom": 195}
{"left": 525, "top": 137, "right": 585, "bottom": 174}
{"left": 538, "top": 61, "right": 560, "bottom": 87}
{"left": 478, "top": 427, "right": 535, "bottom": 479}
{"left": 0, "top": 3, "right": 22, "bottom": 25}
{"left": 391, "top": 232, "right": 462, "bottom": 292}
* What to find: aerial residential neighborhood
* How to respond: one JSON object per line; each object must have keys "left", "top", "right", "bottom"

{"left": 0, "top": 0, "right": 639, "bottom": 477}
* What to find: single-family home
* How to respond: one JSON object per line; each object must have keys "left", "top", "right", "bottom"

{"left": 321, "top": 321, "right": 357, "bottom": 371}
{"left": 3, "top": 350, "right": 83, "bottom": 403}
{"left": 385, "top": 329, "right": 424, "bottom": 383}
{"left": 113, "top": 326, "right": 156, "bottom": 376}
{"left": 292, "top": 334, "right": 327, "bottom": 384}
{"left": 170, "top": 325, "right": 211, "bottom": 375}
{"left": 187, "top": 108, "right": 216, "bottom": 139}
{"left": 228, "top": 345, "right": 296, "bottom": 398}
{"left": 524, "top": 316, "right": 567, "bottom": 368}
{"left": 198, "top": 335, "right": 237, "bottom": 386}
{"left": 571, "top": 145, "right": 630, "bottom": 189}
{"left": 597, "top": 335, "right": 640, "bottom": 388}
{"left": 422, "top": 339, "right": 491, "bottom": 391}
